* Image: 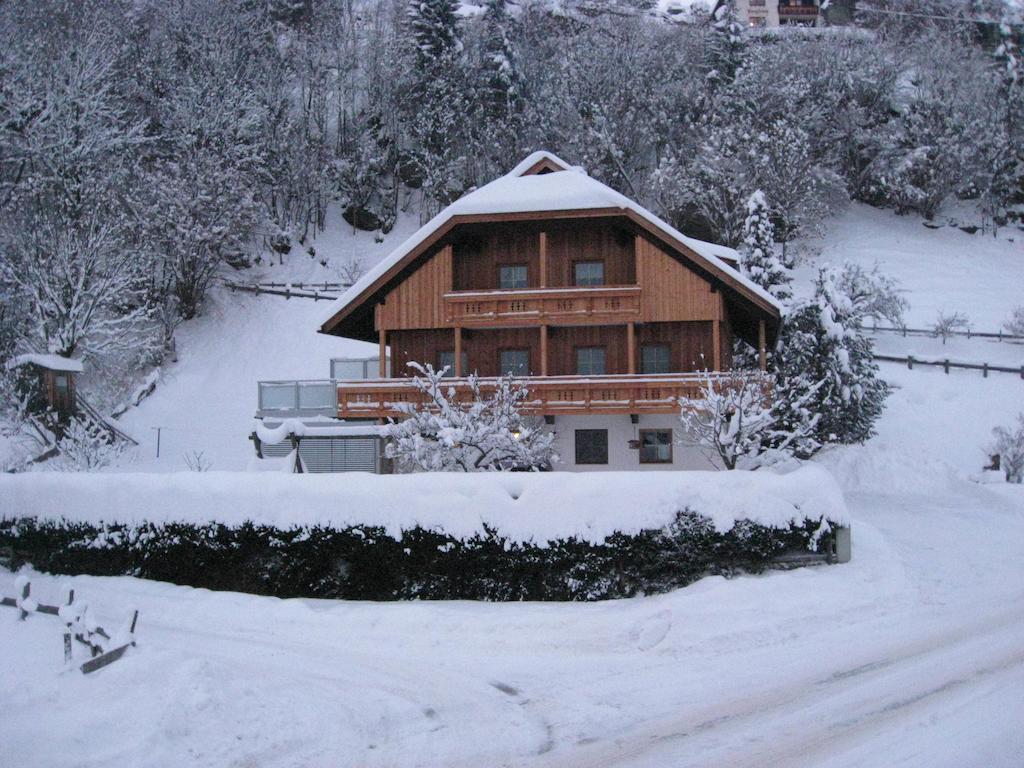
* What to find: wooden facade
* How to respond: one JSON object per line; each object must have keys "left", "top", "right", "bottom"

{"left": 320, "top": 153, "right": 780, "bottom": 419}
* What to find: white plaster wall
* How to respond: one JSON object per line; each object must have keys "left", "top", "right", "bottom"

{"left": 544, "top": 414, "right": 719, "bottom": 472}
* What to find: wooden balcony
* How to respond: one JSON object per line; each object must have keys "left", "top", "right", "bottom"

{"left": 444, "top": 285, "right": 641, "bottom": 328}
{"left": 336, "top": 373, "right": 733, "bottom": 418}
{"left": 778, "top": 4, "right": 818, "bottom": 17}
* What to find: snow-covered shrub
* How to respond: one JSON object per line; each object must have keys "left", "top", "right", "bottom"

{"left": 183, "top": 450, "right": 212, "bottom": 472}
{"left": 772, "top": 267, "right": 888, "bottom": 448}
{"left": 991, "top": 414, "right": 1024, "bottom": 484}
{"left": 382, "top": 363, "right": 557, "bottom": 472}
{"left": 49, "top": 419, "right": 126, "bottom": 472}
{"left": 0, "top": 513, "right": 840, "bottom": 602}
{"left": 931, "top": 311, "right": 970, "bottom": 344}
{"left": 678, "top": 372, "right": 819, "bottom": 470}
{"left": 1004, "top": 306, "right": 1024, "bottom": 337}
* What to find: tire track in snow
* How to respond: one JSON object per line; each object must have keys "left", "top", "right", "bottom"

{"left": 533, "top": 604, "right": 1024, "bottom": 767}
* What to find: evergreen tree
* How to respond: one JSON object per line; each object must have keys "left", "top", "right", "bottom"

{"left": 479, "top": 0, "right": 521, "bottom": 122}
{"left": 707, "top": 0, "right": 745, "bottom": 86}
{"left": 739, "top": 190, "right": 791, "bottom": 301}
{"left": 772, "top": 267, "right": 888, "bottom": 449}
{"left": 408, "top": 0, "right": 462, "bottom": 67}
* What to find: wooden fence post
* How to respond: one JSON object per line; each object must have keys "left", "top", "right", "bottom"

{"left": 983, "top": 363, "right": 988, "bottom": 378}
{"left": 943, "top": 359, "right": 949, "bottom": 374}
{"left": 907, "top": 355, "right": 914, "bottom": 370}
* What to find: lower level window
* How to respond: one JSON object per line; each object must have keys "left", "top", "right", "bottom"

{"left": 575, "top": 429, "right": 608, "bottom": 465}
{"left": 639, "top": 429, "right": 673, "bottom": 464}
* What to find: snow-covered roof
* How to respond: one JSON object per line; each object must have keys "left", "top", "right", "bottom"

{"left": 5, "top": 353, "right": 85, "bottom": 373}
{"left": 319, "top": 151, "right": 780, "bottom": 335}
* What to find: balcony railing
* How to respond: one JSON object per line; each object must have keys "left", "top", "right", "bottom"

{"left": 257, "top": 379, "right": 338, "bottom": 416}
{"left": 444, "top": 285, "right": 641, "bottom": 327}
{"left": 778, "top": 5, "right": 819, "bottom": 16}
{"left": 336, "top": 373, "right": 733, "bottom": 418}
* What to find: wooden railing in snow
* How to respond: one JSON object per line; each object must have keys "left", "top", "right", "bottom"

{"left": 336, "top": 372, "right": 738, "bottom": 418}
{"left": 444, "top": 285, "right": 642, "bottom": 327}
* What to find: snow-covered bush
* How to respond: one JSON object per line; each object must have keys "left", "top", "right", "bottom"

{"left": 50, "top": 419, "right": 125, "bottom": 472}
{"left": 678, "top": 372, "right": 818, "bottom": 470}
{"left": 382, "top": 363, "right": 557, "bottom": 472}
{"left": 0, "top": 513, "right": 839, "bottom": 602}
{"left": 772, "top": 267, "right": 888, "bottom": 448}
{"left": 991, "top": 414, "right": 1024, "bottom": 484}
{"left": 1004, "top": 307, "right": 1024, "bottom": 337}
{"left": 931, "top": 311, "right": 970, "bottom": 344}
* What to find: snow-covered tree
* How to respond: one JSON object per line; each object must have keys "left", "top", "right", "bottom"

{"left": 835, "top": 263, "right": 909, "bottom": 329}
{"left": 739, "top": 190, "right": 790, "bottom": 301}
{"left": 678, "top": 371, "right": 819, "bottom": 470}
{"left": 931, "top": 311, "right": 969, "bottom": 345}
{"left": 382, "top": 363, "right": 557, "bottom": 472}
{"left": 408, "top": 0, "right": 462, "bottom": 65}
{"left": 1004, "top": 306, "right": 1024, "bottom": 337}
{"left": 706, "top": 0, "right": 745, "bottom": 86}
{"left": 991, "top": 413, "right": 1024, "bottom": 484}
{"left": 0, "top": 211, "right": 148, "bottom": 358}
{"left": 772, "top": 268, "right": 887, "bottom": 447}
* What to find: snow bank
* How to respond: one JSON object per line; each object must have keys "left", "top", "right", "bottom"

{"left": 0, "top": 465, "right": 846, "bottom": 544}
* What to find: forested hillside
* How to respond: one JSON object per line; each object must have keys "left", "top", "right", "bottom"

{"left": 0, "top": 0, "right": 1021, "bottom": 434}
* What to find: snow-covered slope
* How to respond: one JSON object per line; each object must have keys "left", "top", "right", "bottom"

{"left": 794, "top": 203, "right": 1022, "bottom": 329}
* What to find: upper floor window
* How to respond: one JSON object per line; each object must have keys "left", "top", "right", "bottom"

{"left": 499, "top": 349, "right": 530, "bottom": 376}
{"left": 573, "top": 261, "right": 604, "bottom": 287}
{"left": 640, "top": 344, "right": 671, "bottom": 374}
{"left": 576, "top": 346, "right": 606, "bottom": 376}
{"left": 438, "top": 350, "right": 469, "bottom": 377}
{"left": 499, "top": 264, "right": 528, "bottom": 290}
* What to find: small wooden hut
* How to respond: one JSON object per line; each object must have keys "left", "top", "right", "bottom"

{"left": 5, "top": 353, "right": 84, "bottom": 423}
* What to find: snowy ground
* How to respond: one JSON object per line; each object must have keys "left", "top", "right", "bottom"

{"left": 2, "top": 364, "right": 1022, "bottom": 767}
{"left": 2, "top": 202, "right": 1023, "bottom": 765}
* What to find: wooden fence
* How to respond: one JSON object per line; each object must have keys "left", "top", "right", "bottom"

{"left": 221, "top": 279, "right": 349, "bottom": 301}
{"left": 864, "top": 322, "right": 1024, "bottom": 342}
{"left": 874, "top": 354, "right": 1024, "bottom": 379}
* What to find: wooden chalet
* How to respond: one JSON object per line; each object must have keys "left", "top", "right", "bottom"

{"left": 309, "top": 151, "right": 782, "bottom": 471}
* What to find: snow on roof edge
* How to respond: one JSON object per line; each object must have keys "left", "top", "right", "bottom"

{"left": 6, "top": 353, "right": 85, "bottom": 373}
{"left": 318, "top": 152, "right": 781, "bottom": 333}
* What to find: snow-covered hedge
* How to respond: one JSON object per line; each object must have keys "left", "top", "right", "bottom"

{"left": 0, "top": 467, "right": 848, "bottom": 601}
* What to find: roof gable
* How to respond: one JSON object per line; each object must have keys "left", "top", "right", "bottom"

{"left": 319, "top": 152, "right": 781, "bottom": 339}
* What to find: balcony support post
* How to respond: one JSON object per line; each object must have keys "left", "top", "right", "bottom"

{"left": 378, "top": 327, "right": 387, "bottom": 378}
{"left": 627, "top": 322, "right": 636, "bottom": 374}
{"left": 712, "top": 320, "right": 721, "bottom": 372}
{"left": 454, "top": 326, "right": 463, "bottom": 377}
{"left": 539, "top": 231, "right": 548, "bottom": 288}
{"left": 758, "top": 319, "right": 767, "bottom": 372}
{"left": 540, "top": 324, "right": 548, "bottom": 376}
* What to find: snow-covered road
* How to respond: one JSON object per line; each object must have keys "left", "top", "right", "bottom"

{"left": 2, "top": 367, "right": 1022, "bottom": 767}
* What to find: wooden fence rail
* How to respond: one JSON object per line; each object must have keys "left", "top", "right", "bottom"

{"left": 222, "top": 279, "right": 344, "bottom": 302}
{"left": 874, "top": 354, "right": 1024, "bottom": 379}
{"left": 864, "top": 323, "right": 1024, "bottom": 342}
